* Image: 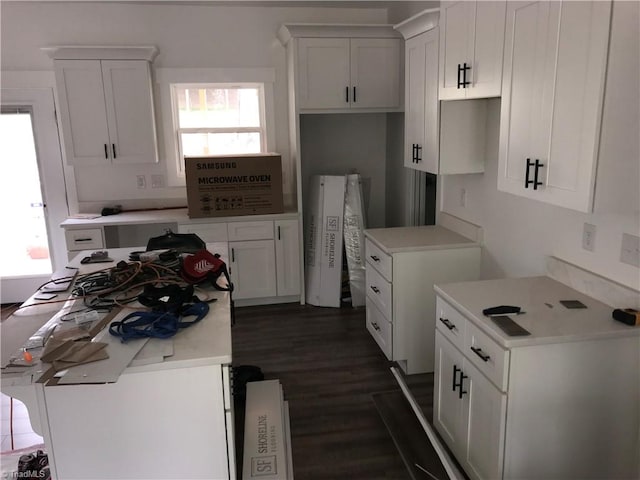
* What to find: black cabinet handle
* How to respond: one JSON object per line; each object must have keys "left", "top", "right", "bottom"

{"left": 231, "top": 248, "right": 235, "bottom": 263}
{"left": 533, "top": 159, "right": 544, "bottom": 190}
{"left": 371, "top": 321, "right": 380, "bottom": 332}
{"left": 525, "top": 158, "right": 533, "bottom": 188}
{"left": 277, "top": 226, "right": 281, "bottom": 240}
{"left": 457, "top": 63, "right": 463, "bottom": 89}
{"left": 415, "top": 144, "right": 422, "bottom": 163}
{"left": 470, "top": 346, "right": 490, "bottom": 362}
{"left": 462, "top": 62, "right": 471, "bottom": 88}
{"left": 346, "top": 86, "right": 349, "bottom": 103}
{"left": 525, "top": 158, "right": 544, "bottom": 190}
{"left": 353, "top": 86, "right": 357, "bottom": 103}
{"left": 459, "top": 372, "right": 468, "bottom": 399}
{"left": 112, "top": 144, "right": 117, "bottom": 159}
{"left": 453, "top": 365, "right": 461, "bottom": 392}
{"left": 439, "top": 317, "right": 457, "bottom": 331}
{"left": 370, "top": 255, "right": 380, "bottom": 262}
{"left": 370, "top": 285, "right": 380, "bottom": 294}
{"left": 104, "top": 144, "right": 108, "bottom": 159}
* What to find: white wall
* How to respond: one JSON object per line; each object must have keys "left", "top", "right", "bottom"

{"left": 0, "top": 2, "right": 389, "bottom": 212}
{"left": 439, "top": 1, "right": 640, "bottom": 291}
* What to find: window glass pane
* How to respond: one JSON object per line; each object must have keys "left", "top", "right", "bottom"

{"left": 181, "top": 132, "right": 262, "bottom": 157}
{"left": 176, "top": 87, "right": 260, "bottom": 128}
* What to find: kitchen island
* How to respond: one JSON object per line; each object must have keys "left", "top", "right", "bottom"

{"left": 1, "top": 248, "right": 235, "bottom": 479}
{"left": 433, "top": 276, "right": 640, "bottom": 480}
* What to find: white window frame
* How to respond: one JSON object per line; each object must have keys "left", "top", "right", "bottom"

{"left": 157, "top": 68, "right": 276, "bottom": 187}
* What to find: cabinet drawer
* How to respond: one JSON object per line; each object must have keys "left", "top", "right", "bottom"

{"left": 178, "top": 222, "right": 228, "bottom": 242}
{"left": 227, "top": 221, "right": 273, "bottom": 241}
{"left": 65, "top": 228, "right": 104, "bottom": 251}
{"left": 435, "top": 296, "right": 466, "bottom": 351}
{"left": 366, "top": 298, "right": 392, "bottom": 360}
{"left": 365, "top": 238, "right": 392, "bottom": 281}
{"left": 365, "top": 264, "right": 392, "bottom": 321}
{"left": 464, "top": 320, "right": 510, "bottom": 391}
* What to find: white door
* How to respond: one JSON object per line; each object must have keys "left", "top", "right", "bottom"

{"left": 0, "top": 88, "right": 68, "bottom": 302}
{"left": 434, "top": 331, "right": 466, "bottom": 454}
{"left": 229, "top": 239, "right": 277, "bottom": 299}
{"left": 296, "top": 38, "right": 350, "bottom": 110}
{"left": 350, "top": 38, "right": 401, "bottom": 109}
{"left": 463, "top": 360, "right": 507, "bottom": 480}
{"left": 274, "top": 219, "right": 301, "bottom": 297}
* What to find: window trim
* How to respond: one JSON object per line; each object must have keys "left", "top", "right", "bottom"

{"left": 156, "top": 68, "right": 276, "bottom": 187}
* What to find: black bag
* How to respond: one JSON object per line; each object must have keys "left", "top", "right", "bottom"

{"left": 146, "top": 229, "right": 205, "bottom": 254}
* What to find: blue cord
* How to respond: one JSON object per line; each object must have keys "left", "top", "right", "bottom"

{"left": 109, "top": 302, "right": 209, "bottom": 342}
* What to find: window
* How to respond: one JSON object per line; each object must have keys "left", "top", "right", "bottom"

{"left": 171, "top": 83, "right": 267, "bottom": 177}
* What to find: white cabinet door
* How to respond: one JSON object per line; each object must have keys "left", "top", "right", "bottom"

{"left": 439, "top": 1, "right": 506, "bottom": 100}
{"left": 54, "top": 60, "right": 111, "bottom": 165}
{"left": 404, "top": 29, "right": 439, "bottom": 173}
{"left": 101, "top": 60, "right": 158, "bottom": 165}
{"left": 498, "top": 0, "right": 612, "bottom": 212}
{"left": 296, "top": 37, "right": 401, "bottom": 111}
{"left": 297, "top": 38, "right": 351, "bottom": 110}
{"left": 434, "top": 331, "right": 466, "bottom": 455}
{"left": 54, "top": 59, "right": 158, "bottom": 165}
{"left": 350, "top": 38, "right": 401, "bottom": 109}
{"left": 229, "top": 239, "right": 277, "bottom": 299}
{"left": 274, "top": 219, "right": 301, "bottom": 297}
{"left": 463, "top": 360, "right": 507, "bottom": 480}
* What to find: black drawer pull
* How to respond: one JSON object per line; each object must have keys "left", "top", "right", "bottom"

{"left": 371, "top": 321, "right": 380, "bottom": 332}
{"left": 370, "top": 255, "right": 380, "bottom": 262}
{"left": 439, "top": 317, "right": 456, "bottom": 331}
{"left": 75, "top": 238, "right": 93, "bottom": 242}
{"left": 470, "top": 346, "right": 490, "bottom": 362}
{"left": 453, "top": 365, "right": 461, "bottom": 392}
{"left": 370, "top": 285, "right": 380, "bottom": 294}
{"left": 104, "top": 144, "right": 108, "bottom": 159}
{"left": 459, "top": 372, "right": 468, "bottom": 398}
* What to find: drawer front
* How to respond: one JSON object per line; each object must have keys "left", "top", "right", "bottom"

{"left": 464, "top": 320, "right": 510, "bottom": 391}
{"left": 365, "top": 238, "right": 392, "bottom": 281}
{"left": 366, "top": 298, "right": 392, "bottom": 360}
{"left": 365, "top": 264, "right": 392, "bottom": 321}
{"left": 227, "top": 221, "right": 273, "bottom": 241}
{"left": 178, "top": 222, "right": 228, "bottom": 242}
{"left": 65, "top": 228, "right": 104, "bottom": 251}
{"left": 435, "top": 296, "right": 466, "bottom": 351}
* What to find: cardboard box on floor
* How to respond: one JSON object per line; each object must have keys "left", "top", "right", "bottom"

{"left": 185, "top": 154, "right": 284, "bottom": 218}
{"left": 304, "top": 175, "right": 346, "bottom": 308}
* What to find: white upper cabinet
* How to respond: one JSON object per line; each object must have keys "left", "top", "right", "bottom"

{"left": 283, "top": 26, "right": 402, "bottom": 112}
{"left": 498, "top": 1, "right": 612, "bottom": 212}
{"left": 403, "top": 28, "right": 440, "bottom": 173}
{"left": 439, "top": 1, "right": 507, "bottom": 100}
{"left": 49, "top": 47, "right": 159, "bottom": 166}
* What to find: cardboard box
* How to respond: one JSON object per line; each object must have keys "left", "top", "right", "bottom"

{"left": 343, "top": 174, "right": 366, "bottom": 307}
{"left": 304, "top": 175, "right": 346, "bottom": 308}
{"left": 243, "top": 380, "right": 293, "bottom": 480}
{"left": 185, "top": 154, "right": 284, "bottom": 218}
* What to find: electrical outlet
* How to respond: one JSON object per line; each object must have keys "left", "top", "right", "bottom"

{"left": 620, "top": 233, "right": 640, "bottom": 267}
{"left": 136, "top": 175, "right": 146, "bottom": 189}
{"left": 151, "top": 175, "right": 165, "bottom": 188}
{"left": 582, "top": 223, "right": 596, "bottom": 252}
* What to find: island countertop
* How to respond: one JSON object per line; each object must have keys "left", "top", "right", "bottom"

{"left": 364, "top": 225, "right": 478, "bottom": 254}
{"left": 435, "top": 276, "right": 640, "bottom": 348}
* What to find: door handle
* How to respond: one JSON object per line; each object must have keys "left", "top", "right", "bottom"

{"left": 415, "top": 144, "right": 422, "bottom": 163}
{"left": 533, "top": 159, "right": 544, "bottom": 190}
{"left": 345, "top": 86, "right": 349, "bottom": 103}
{"left": 353, "top": 86, "right": 357, "bottom": 103}
{"left": 453, "top": 365, "right": 461, "bottom": 392}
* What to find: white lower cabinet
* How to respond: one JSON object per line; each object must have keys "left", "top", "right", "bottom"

{"left": 274, "top": 219, "right": 301, "bottom": 297}
{"left": 434, "top": 330, "right": 506, "bottom": 480}
{"left": 434, "top": 283, "right": 640, "bottom": 480}
{"left": 229, "top": 239, "right": 277, "bottom": 300}
{"left": 363, "top": 226, "right": 481, "bottom": 374}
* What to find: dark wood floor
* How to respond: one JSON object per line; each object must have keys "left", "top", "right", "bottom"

{"left": 232, "top": 302, "right": 412, "bottom": 479}
{"left": 231, "top": 302, "right": 449, "bottom": 480}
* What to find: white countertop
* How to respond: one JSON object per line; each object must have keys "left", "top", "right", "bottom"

{"left": 60, "top": 208, "right": 298, "bottom": 228}
{"left": 435, "top": 276, "right": 640, "bottom": 348}
{"left": 1, "top": 248, "right": 232, "bottom": 386}
{"left": 364, "top": 225, "right": 479, "bottom": 253}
